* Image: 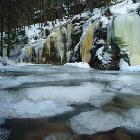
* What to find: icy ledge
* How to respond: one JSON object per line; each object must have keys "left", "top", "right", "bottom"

{"left": 68, "top": 108, "right": 140, "bottom": 135}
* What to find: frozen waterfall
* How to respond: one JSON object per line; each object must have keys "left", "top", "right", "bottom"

{"left": 112, "top": 13, "right": 140, "bottom": 66}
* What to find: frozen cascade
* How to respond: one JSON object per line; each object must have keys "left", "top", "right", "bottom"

{"left": 75, "top": 20, "right": 98, "bottom": 63}
{"left": 107, "top": 17, "right": 114, "bottom": 44}
{"left": 53, "top": 27, "right": 65, "bottom": 64}
{"left": 20, "top": 23, "right": 74, "bottom": 64}
{"left": 114, "top": 13, "right": 140, "bottom": 66}
{"left": 74, "top": 8, "right": 102, "bottom": 63}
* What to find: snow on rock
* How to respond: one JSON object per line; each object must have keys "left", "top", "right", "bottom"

{"left": 0, "top": 56, "right": 16, "bottom": 66}
{"left": 110, "top": 0, "right": 139, "bottom": 15}
{"left": 96, "top": 46, "right": 112, "bottom": 66}
{"left": 119, "top": 58, "right": 140, "bottom": 72}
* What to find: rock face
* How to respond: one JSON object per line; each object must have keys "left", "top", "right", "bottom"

{"left": 19, "top": 17, "right": 85, "bottom": 65}
{"left": 19, "top": 0, "right": 140, "bottom": 69}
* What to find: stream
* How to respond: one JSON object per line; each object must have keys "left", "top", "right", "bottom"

{"left": 0, "top": 64, "right": 140, "bottom": 140}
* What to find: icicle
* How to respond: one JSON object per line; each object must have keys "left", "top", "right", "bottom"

{"left": 107, "top": 17, "right": 114, "bottom": 44}
{"left": 66, "top": 24, "right": 73, "bottom": 51}
{"left": 53, "top": 28, "right": 64, "bottom": 64}
{"left": 66, "top": 51, "right": 72, "bottom": 63}
{"left": 46, "top": 37, "right": 51, "bottom": 56}
{"left": 34, "top": 39, "right": 45, "bottom": 63}
{"left": 25, "top": 45, "right": 33, "bottom": 62}
{"left": 3, "top": 48, "right": 7, "bottom": 56}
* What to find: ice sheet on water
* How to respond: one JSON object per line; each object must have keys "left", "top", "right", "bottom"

{"left": 0, "top": 82, "right": 115, "bottom": 119}
{"left": 0, "top": 65, "right": 140, "bottom": 119}
{"left": 89, "top": 91, "right": 115, "bottom": 107}
{"left": 106, "top": 75, "right": 140, "bottom": 95}
{"left": 0, "top": 99, "right": 73, "bottom": 119}
{"left": 68, "top": 109, "right": 124, "bottom": 135}
{"left": 68, "top": 107, "right": 140, "bottom": 135}
{"left": 123, "top": 108, "right": 140, "bottom": 130}
{"left": 20, "top": 82, "right": 115, "bottom": 108}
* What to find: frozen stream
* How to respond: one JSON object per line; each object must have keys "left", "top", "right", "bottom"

{"left": 0, "top": 64, "right": 140, "bottom": 140}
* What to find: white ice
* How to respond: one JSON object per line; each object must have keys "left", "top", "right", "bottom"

{"left": 68, "top": 107, "right": 140, "bottom": 135}
{"left": 68, "top": 109, "right": 124, "bottom": 135}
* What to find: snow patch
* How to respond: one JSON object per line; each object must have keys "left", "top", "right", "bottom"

{"left": 64, "top": 62, "right": 91, "bottom": 68}
{"left": 119, "top": 58, "right": 140, "bottom": 72}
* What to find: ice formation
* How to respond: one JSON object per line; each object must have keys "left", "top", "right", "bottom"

{"left": 77, "top": 20, "right": 98, "bottom": 63}
{"left": 46, "top": 36, "right": 51, "bottom": 56}
{"left": 19, "top": 23, "right": 73, "bottom": 64}
{"left": 66, "top": 24, "right": 73, "bottom": 50}
{"left": 68, "top": 109, "right": 124, "bottom": 135}
{"left": 0, "top": 63, "right": 122, "bottom": 119}
{"left": 0, "top": 64, "right": 140, "bottom": 136}
{"left": 20, "top": 39, "right": 46, "bottom": 63}
{"left": 0, "top": 82, "right": 112, "bottom": 119}
{"left": 53, "top": 27, "right": 65, "bottom": 64}
{"left": 81, "top": 26, "right": 94, "bottom": 63}
{"left": 68, "top": 107, "right": 140, "bottom": 135}
{"left": 114, "top": 13, "right": 140, "bottom": 66}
